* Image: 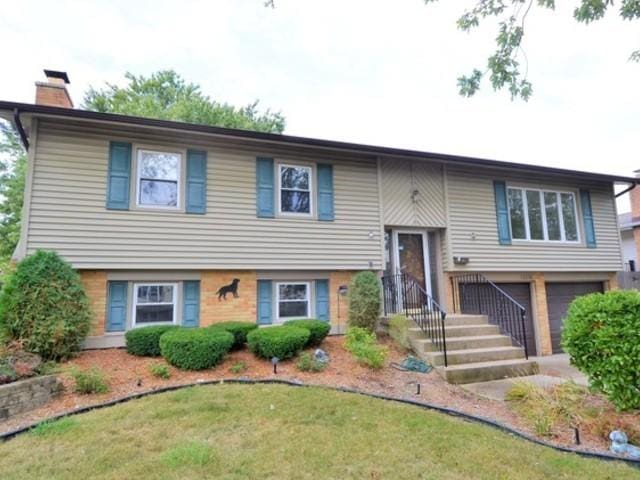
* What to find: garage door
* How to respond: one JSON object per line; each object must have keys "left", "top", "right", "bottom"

{"left": 496, "top": 283, "right": 536, "bottom": 356}
{"left": 546, "top": 282, "right": 604, "bottom": 353}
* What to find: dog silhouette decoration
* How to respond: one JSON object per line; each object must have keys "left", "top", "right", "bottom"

{"left": 216, "top": 279, "right": 240, "bottom": 301}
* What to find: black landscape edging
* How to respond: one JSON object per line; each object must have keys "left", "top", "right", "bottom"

{"left": 0, "top": 378, "right": 638, "bottom": 468}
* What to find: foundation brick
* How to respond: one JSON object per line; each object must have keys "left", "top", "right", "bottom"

{"left": 531, "top": 272, "right": 552, "bottom": 356}
{"left": 200, "top": 271, "right": 257, "bottom": 326}
{"left": 80, "top": 270, "right": 107, "bottom": 336}
{"left": 329, "top": 271, "right": 358, "bottom": 333}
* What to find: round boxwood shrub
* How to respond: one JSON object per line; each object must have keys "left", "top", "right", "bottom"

{"left": 562, "top": 289, "right": 640, "bottom": 410}
{"left": 348, "top": 271, "right": 381, "bottom": 331}
{"left": 0, "top": 250, "right": 92, "bottom": 361}
{"left": 125, "top": 325, "right": 178, "bottom": 356}
{"left": 209, "top": 321, "right": 258, "bottom": 350}
{"left": 160, "top": 328, "right": 234, "bottom": 370}
{"left": 247, "top": 326, "right": 310, "bottom": 360}
{"left": 283, "top": 319, "right": 330, "bottom": 347}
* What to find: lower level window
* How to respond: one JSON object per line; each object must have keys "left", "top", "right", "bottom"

{"left": 277, "top": 282, "right": 310, "bottom": 321}
{"left": 133, "top": 283, "right": 177, "bottom": 326}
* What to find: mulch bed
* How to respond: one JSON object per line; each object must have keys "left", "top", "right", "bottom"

{"left": 0, "top": 336, "right": 633, "bottom": 456}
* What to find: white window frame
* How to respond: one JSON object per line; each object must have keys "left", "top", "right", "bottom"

{"left": 507, "top": 186, "right": 581, "bottom": 243}
{"left": 275, "top": 281, "right": 311, "bottom": 323}
{"left": 132, "top": 282, "right": 178, "bottom": 328}
{"left": 136, "top": 149, "right": 182, "bottom": 210}
{"left": 277, "top": 163, "right": 313, "bottom": 217}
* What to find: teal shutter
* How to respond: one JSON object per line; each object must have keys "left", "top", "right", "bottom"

{"left": 186, "top": 150, "right": 207, "bottom": 214}
{"left": 493, "top": 180, "right": 512, "bottom": 245}
{"left": 315, "top": 280, "right": 329, "bottom": 321}
{"left": 182, "top": 281, "right": 200, "bottom": 327}
{"left": 106, "top": 142, "right": 131, "bottom": 210}
{"left": 256, "top": 157, "right": 275, "bottom": 218}
{"left": 317, "top": 164, "right": 334, "bottom": 221}
{"left": 580, "top": 189, "right": 596, "bottom": 248}
{"left": 106, "top": 281, "right": 127, "bottom": 332}
{"left": 257, "top": 280, "right": 273, "bottom": 325}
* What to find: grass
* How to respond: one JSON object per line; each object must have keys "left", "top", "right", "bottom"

{"left": 0, "top": 384, "right": 636, "bottom": 479}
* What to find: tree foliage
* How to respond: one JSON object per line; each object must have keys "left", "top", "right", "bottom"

{"left": 424, "top": 0, "right": 640, "bottom": 100}
{"left": 83, "top": 70, "right": 285, "bottom": 133}
{"left": 0, "top": 123, "right": 26, "bottom": 269}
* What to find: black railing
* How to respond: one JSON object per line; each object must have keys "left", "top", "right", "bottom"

{"left": 450, "top": 273, "right": 529, "bottom": 359}
{"left": 382, "top": 273, "right": 448, "bottom": 366}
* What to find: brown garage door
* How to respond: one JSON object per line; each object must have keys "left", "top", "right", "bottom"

{"left": 496, "top": 283, "right": 536, "bottom": 356}
{"left": 546, "top": 282, "right": 604, "bottom": 353}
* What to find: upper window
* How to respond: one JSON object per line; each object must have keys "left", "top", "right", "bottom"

{"left": 137, "top": 150, "right": 181, "bottom": 208}
{"left": 133, "top": 283, "right": 177, "bottom": 326}
{"left": 279, "top": 164, "right": 312, "bottom": 215}
{"left": 507, "top": 187, "right": 579, "bottom": 242}
{"left": 276, "top": 282, "right": 310, "bottom": 322}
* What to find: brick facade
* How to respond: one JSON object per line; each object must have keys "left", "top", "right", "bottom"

{"left": 531, "top": 272, "right": 553, "bottom": 356}
{"left": 80, "top": 270, "right": 107, "bottom": 336}
{"left": 329, "top": 271, "right": 357, "bottom": 333}
{"left": 200, "top": 271, "right": 258, "bottom": 326}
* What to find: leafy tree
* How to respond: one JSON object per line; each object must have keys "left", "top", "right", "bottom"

{"left": 0, "top": 123, "right": 26, "bottom": 270}
{"left": 424, "top": 0, "right": 640, "bottom": 100}
{"left": 84, "top": 70, "right": 285, "bottom": 133}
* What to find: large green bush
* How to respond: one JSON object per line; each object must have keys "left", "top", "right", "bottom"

{"left": 160, "top": 328, "right": 234, "bottom": 370}
{"left": 247, "top": 326, "right": 310, "bottom": 360}
{"left": 0, "top": 250, "right": 92, "bottom": 361}
{"left": 562, "top": 290, "right": 640, "bottom": 410}
{"left": 283, "top": 319, "right": 330, "bottom": 347}
{"left": 125, "top": 325, "right": 178, "bottom": 357}
{"left": 209, "top": 321, "right": 258, "bottom": 350}
{"left": 348, "top": 271, "right": 381, "bottom": 331}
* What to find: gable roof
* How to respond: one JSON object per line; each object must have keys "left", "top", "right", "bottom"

{"left": 0, "top": 100, "right": 636, "bottom": 185}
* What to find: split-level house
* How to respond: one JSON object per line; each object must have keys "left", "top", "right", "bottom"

{"left": 0, "top": 71, "right": 634, "bottom": 382}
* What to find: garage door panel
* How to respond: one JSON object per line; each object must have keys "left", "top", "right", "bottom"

{"left": 546, "top": 282, "right": 603, "bottom": 353}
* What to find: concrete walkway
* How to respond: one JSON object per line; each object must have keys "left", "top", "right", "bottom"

{"left": 461, "top": 354, "right": 588, "bottom": 401}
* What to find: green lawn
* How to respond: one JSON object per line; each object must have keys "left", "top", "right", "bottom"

{"left": 0, "top": 384, "right": 636, "bottom": 479}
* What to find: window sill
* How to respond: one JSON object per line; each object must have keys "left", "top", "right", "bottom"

{"left": 510, "top": 240, "right": 584, "bottom": 247}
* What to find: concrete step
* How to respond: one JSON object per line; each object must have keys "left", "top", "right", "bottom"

{"left": 443, "top": 324, "right": 500, "bottom": 337}
{"left": 411, "top": 334, "right": 513, "bottom": 354}
{"left": 437, "top": 359, "right": 539, "bottom": 384}
{"left": 428, "top": 346, "right": 525, "bottom": 366}
{"left": 444, "top": 314, "right": 489, "bottom": 326}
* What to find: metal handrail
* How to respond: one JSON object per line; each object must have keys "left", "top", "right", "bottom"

{"left": 382, "top": 273, "right": 448, "bottom": 366}
{"left": 450, "top": 273, "right": 529, "bottom": 359}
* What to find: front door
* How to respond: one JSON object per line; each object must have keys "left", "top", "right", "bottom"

{"left": 394, "top": 231, "right": 431, "bottom": 297}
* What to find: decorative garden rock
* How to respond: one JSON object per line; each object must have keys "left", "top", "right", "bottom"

{"left": 314, "top": 349, "right": 329, "bottom": 364}
{"left": 609, "top": 430, "right": 640, "bottom": 459}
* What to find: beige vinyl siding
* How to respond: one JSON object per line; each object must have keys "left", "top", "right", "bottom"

{"left": 445, "top": 165, "right": 623, "bottom": 272}
{"left": 26, "top": 120, "right": 383, "bottom": 270}
{"left": 380, "top": 158, "right": 446, "bottom": 227}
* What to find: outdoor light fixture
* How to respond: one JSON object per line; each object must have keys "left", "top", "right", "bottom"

{"left": 453, "top": 256, "right": 469, "bottom": 265}
{"left": 338, "top": 285, "right": 348, "bottom": 296}
{"left": 271, "top": 357, "right": 279, "bottom": 374}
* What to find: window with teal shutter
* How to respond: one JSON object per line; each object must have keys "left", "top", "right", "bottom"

{"left": 106, "top": 142, "right": 132, "bottom": 210}
{"left": 256, "top": 157, "right": 275, "bottom": 218}
{"left": 257, "top": 280, "right": 273, "bottom": 324}
{"left": 579, "top": 189, "right": 597, "bottom": 248}
{"left": 186, "top": 150, "right": 207, "bottom": 214}
{"left": 182, "top": 281, "right": 200, "bottom": 327}
{"left": 315, "top": 280, "right": 329, "bottom": 321}
{"left": 106, "top": 281, "right": 128, "bottom": 332}
{"left": 493, "top": 180, "right": 511, "bottom": 245}
{"left": 317, "top": 164, "right": 334, "bottom": 221}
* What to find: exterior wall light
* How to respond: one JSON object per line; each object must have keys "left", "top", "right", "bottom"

{"left": 453, "top": 256, "right": 470, "bottom": 265}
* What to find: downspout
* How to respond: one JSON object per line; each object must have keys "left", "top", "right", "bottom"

{"left": 12, "top": 108, "right": 29, "bottom": 151}
{"left": 615, "top": 181, "right": 637, "bottom": 198}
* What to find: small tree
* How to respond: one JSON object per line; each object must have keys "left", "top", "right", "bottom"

{"left": 562, "top": 290, "right": 640, "bottom": 411}
{"left": 0, "top": 250, "right": 92, "bottom": 360}
{"left": 348, "top": 271, "right": 381, "bottom": 331}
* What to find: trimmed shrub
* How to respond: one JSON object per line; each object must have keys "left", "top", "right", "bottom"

{"left": 348, "top": 271, "right": 381, "bottom": 331}
{"left": 160, "top": 328, "right": 234, "bottom": 370}
{"left": 125, "top": 325, "right": 178, "bottom": 357}
{"left": 562, "top": 290, "right": 640, "bottom": 410}
{"left": 388, "top": 314, "right": 410, "bottom": 350}
{"left": 0, "top": 250, "right": 92, "bottom": 361}
{"left": 149, "top": 363, "right": 171, "bottom": 379}
{"left": 208, "top": 321, "right": 258, "bottom": 350}
{"left": 296, "top": 352, "right": 327, "bottom": 372}
{"left": 345, "top": 327, "right": 388, "bottom": 370}
{"left": 283, "top": 319, "right": 330, "bottom": 347}
{"left": 247, "top": 326, "right": 310, "bottom": 360}
{"left": 71, "top": 367, "right": 109, "bottom": 394}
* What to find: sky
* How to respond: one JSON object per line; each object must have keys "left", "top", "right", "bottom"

{"left": 1, "top": 0, "right": 638, "bottom": 210}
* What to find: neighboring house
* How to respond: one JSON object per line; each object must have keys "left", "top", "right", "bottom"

{"left": 618, "top": 212, "right": 638, "bottom": 272}
{"left": 0, "top": 71, "right": 634, "bottom": 364}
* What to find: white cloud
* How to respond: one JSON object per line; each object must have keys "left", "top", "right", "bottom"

{"left": 0, "top": 0, "right": 637, "bottom": 212}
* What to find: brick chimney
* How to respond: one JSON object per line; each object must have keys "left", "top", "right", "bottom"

{"left": 630, "top": 170, "right": 640, "bottom": 221}
{"left": 35, "top": 70, "right": 73, "bottom": 108}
